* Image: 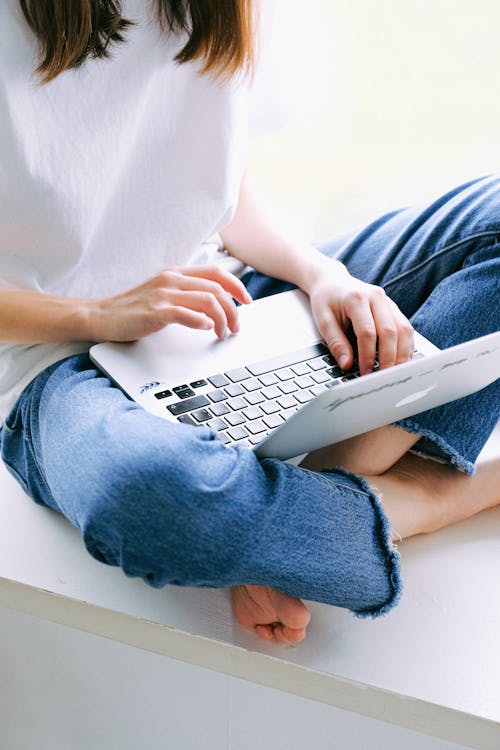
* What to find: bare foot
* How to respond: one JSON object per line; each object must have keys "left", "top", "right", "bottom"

{"left": 231, "top": 584, "right": 311, "bottom": 644}
{"left": 370, "top": 452, "right": 500, "bottom": 541}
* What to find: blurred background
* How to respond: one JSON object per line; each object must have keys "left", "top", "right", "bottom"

{"left": 248, "top": 0, "right": 500, "bottom": 243}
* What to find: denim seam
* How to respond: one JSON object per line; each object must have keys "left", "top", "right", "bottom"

{"left": 383, "top": 230, "right": 500, "bottom": 290}
{"left": 319, "top": 465, "right": 402, "bottom": 618}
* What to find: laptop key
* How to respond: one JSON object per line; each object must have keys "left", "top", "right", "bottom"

{"left": 246, "top": 420, "right": 266, "bottom": 435}
{"left": 259, "top": 372, "right": 278, "bottom": 386}
{"left": 227, "top": 426, "right": 249, "bottom": 441}
{"left": 219, "top": 432, "right": 231, "bottom": 445}
{"left": 311, "top": 370, "right": 330, "bottom": 384}
{"left": 225, "top": 411, "right": 245, "bottom": 427}
{"left": 261, "top": 385, "right": 281, "bottom": 400}
{"left": 327, "top": 366, "right": 343, "bottom": 378}
{"left": 207, "top": 374, "right": 230, "bottom": 388}
{"left": 295, "top": 390, "right": 314, "bottom": 404}
{"left": 244, "top": 391, "right": 265, "bottom": 405}
{"left": 225, "top": 367, "right": 251, "bottom": 382}
{"left": 310, "top": 383, "right": 328, "bottom": 396}
{"left": 278, "top": 381, "right": 298, "bottom": 394}
{"left": 322, "top": 354, "right": 337, "bottom": 366}
{"left": 207, "top": 417, "right": 228, "bottom": 431}
{"left": 177, "top": 414, "right": 196, "bottom": 425}
{"left": 192, "top": 408, "right": 212, "bottom": 422}
{"left": 277, "top": 394, "right": 297, "bottom": 409}
{"left": 175, "top": 387, "right": 195, "bottom": 399}
{"left": 227, "top": 396, "right": 247, "bottom": 410}
{"left": 248, "top": 434, "right": 266, "bottom": 445}
{"left": 308, "top": 357, "right": 329, "bottom": 371}
{"left": 261, "top": 399, "right": 281, "bottom": 415}
{"left": 225, "top": 383, "right": 245, "bottom": 397}
{"left": 262, "top": 413, "right": 284, "bottom": 429}
{"left": 326, "top": 380, "right": 341, "bottom": 389}
{"left": 247, "top": 343, "right": 328, "bottom": 376}
{"left": 207, "top": 389, "right": 228, "bottom": 403}
{"left": 276, "top": 367, "right": 295, "bottom": 381}
{"left": 210, "top": 402, "right": 230, "bottom": 417}
{"left": 167, "top": 395, "right": 210, "bottom": 415}
{"left": 242, "top": 406, "right": 264, "bottom": 420}
{"left": 243, "top": 378, "right": 261, "bottom": 392}
{"left": 154, "top": 389, "right": 173, "bottom": 400}
{"left": 295, "top": 375, "right": 314, "bottom": 388}
{"left": 190, "top": 379, "right": 208, "bottom": 389}
{"left": 291, "top": 362, "right": 310, "bottom": 376}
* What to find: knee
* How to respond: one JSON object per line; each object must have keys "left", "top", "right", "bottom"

{"left": 79, "top": 428, "right": 256, "bottom": 585}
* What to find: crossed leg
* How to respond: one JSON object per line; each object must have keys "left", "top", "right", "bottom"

{"left": 231, "top": 425, "right": 500, "bottom": 644}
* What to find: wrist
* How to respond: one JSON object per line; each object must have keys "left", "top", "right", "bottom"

{"left": 80, "top": 297, "right": 106, "bottom": 342}
{"left": 297, "top": 248, "right": 350, "bottom": 296}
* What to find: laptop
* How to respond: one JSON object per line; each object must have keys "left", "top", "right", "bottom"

{"left": 90, "top": 289, "right": 500, "bottom": 461}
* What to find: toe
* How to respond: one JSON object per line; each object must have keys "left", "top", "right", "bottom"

{"left": 268, "top": 588, "right": 311, "bottom": 630}
{"left": 282, "top": 625, "right": 308, "bottom": 643}
{"left": 255, "top": 624, "right": 275, "bottom": 641}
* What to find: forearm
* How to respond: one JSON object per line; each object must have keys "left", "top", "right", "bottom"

{"left": 0, "top": 289, "right": 95, "bottom": 344}
{"left": 219, "top": 173, "right": 348, "bottom": 294}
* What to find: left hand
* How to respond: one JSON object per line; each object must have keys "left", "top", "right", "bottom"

{"left": 308, "top": 260, "right": 414, "bottom": 375}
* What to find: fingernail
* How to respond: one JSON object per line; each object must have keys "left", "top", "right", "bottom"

{"left": 339, "top": 355, "right": 349, "bottom": 369}
{"left": 244, "top": 291, "right": 253, "bottom": 304}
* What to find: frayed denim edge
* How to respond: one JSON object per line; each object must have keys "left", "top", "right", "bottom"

{"left": 325, "top": 466, "right": 403, "bottom": 620}
{"left": 392, "top": 419, "right": 476, "bottom": 476}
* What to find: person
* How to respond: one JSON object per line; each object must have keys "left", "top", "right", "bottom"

{"left": 0, "top": 0, "right": 498, "bottom": 645}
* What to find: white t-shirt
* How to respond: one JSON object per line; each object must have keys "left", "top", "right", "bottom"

{"left": 0, "top": 0, "right": 284, "bottom": 422}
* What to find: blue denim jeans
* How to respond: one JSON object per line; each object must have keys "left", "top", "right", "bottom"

{"left": 1, "top": 175, "right": 499, "bottom": 616}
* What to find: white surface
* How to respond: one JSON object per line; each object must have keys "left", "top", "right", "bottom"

{"left": 0, "top": 430, "right": 499, "bottom": 748}
{"left": 0, "top": 607, "right": 469, "bottom": 750}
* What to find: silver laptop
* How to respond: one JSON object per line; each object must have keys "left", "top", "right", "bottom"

{"left": 90, "top": 289, "right": 500, "bottom": 461}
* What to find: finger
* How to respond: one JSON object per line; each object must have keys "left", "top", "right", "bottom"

{"left": 346, "top": 297, "right": 377, "bottom": 375}
{"left": 386, "top": 299, "right": 415, "bottom": 363}
{"left": 180, "top": 265, "right": 253, "bottom": 306}
{"left": 370, "top": 293, "right": 398, "bottom": 370}
{"left": 171, "top": 278, "right": 241, "bottom": 335}
{"left": 312, "top": 303, "right": 354, "bottom": 370}
{"left": 163, "top": 306, "right": 214, "bottom": 331}
{"left": 166, "top": 290, "right": 230, "bottom": 339}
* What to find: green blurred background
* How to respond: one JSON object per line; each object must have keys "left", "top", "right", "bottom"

{"left": 249, "top": 0, "right": 500, "bottom": 242}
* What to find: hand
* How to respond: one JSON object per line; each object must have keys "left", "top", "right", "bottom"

{"left": 91, "top": 265, "right": 253, "bottom": 343}
{"left": 308, "top": 260, "right": 414, "bottom": 375}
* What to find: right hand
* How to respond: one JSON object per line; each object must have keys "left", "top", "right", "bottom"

{"left": 91, "top": 265, "right": 253, "bottom": 343}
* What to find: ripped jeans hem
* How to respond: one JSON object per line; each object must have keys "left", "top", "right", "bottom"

{"left": 322, "top": 466, "right": 403, "bottom": 619}
{"left": 392, "top": 419, "right": 476, "bottom": 475}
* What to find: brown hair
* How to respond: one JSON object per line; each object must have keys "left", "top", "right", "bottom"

{"left": 19, "top": 0, "right": 256, "bottom": 84}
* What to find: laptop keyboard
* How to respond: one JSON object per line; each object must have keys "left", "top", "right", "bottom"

{"left": 153, "top": 343, "right": 423, "bottom": 449}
